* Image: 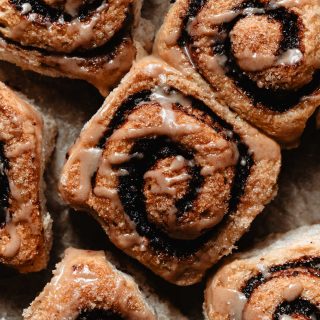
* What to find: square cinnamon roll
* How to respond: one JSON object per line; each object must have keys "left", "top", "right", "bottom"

{"left": 204, "top": 225, "right": 320, "bottom": 319}
{"left": 155, "top": 0, "right": 320, "bottom": 147}
{"left": 0, "top": 0, "right": 146, "bottom": 95}
{"left": 59, "top": 56, "right": 281, "bottom": 285}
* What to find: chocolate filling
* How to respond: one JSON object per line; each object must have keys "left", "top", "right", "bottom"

{"left": 242, "top": 256, "right": 320, "bottom": 298}
{"left": 10, "top": 0, "right": 105, "bottom": 22}
{"left": 77, "top": 309, "right": 124, "bottom": 320}
{"left": 1, "top": 15, "right": 133, "bottom": 58}
{"left": 94, "top": 90, "right": 253, "bottom": 257}
{"left": 241, "top": 256, "right": 320, "bottom": 319}
{"left": 274, "top": 299, "right": 320, "bottom": 319}
{"left": 179, "top": 0, "right": 320, "bottom": 112}
{"left": 0, "top": 142, "right": 9, "bottom": 226}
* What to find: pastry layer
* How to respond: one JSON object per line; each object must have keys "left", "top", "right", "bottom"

{"left": 59, "top": 56, "right": 281, "bottom": 285}
{"left": 0, "top": 0, "right": 139, "bottom": 95}
{"left": 204, "top": 225, "right": 320, "bottom": 319}
{"left": 155, "top": 0, "right": 320, "bottom": 146}
{"left": 0, "top": 81, "right": 54, "bottom": 272}
{"left": 23, "top": 248, "right": 156, "bottom": 319}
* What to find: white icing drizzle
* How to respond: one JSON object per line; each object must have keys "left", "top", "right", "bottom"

{"left": 2, "top": 214, "right": 21, "bottom": 258}
{"left": 256, "top": 263, "right": 271, "bottom": 279}
{"left": 5, "top": 140, "right": 34, "bottom": 158}
{"left": 169, "top": 155, "right": 186, "bottom": 171}
{"left": 141, "top": 63, "right": 171, "bottom": 84}
{"left": 233, "top": 50, "right": 276, "bottom": 72}
{"left": 208, "top": 11, "right": 240, "bottom": 24}
{"left": 110, "top": 88, "right": 199, "bottom": 141}
{"left": 93, "top": 186, "right": 122, "bottom": 208}
{"left": 62, "top": 1, "right": 108, "bottom": 50}
{"left": 45, "top": 248, "right": 155, "bottom": 320}
{"left": 282, "top": 282, "right": 303, "bottom": 301}
{"left": 64, "top": 148, "right": 102, "bottom": 202}
{"left": 200, "top": 147, "right": 238, "bottom": 175}
{"left": 207, "top": 287, "right": 247, "bottom": 320}
{"left": 93, "top": 152, "right": 143, "bottom": 207}
{"left": 269, "top": 0, "right": 309, "bottom": 8}
{"left": 1, "top": 130, "right": 39, "bottom": 257}
{"left": 8, "top": 1, "right": 108, "bottom": 50}
{"left": 195, "top": 140, "right": 239, "bottom": 176}
{"left": 187, "top": 5, "right": 303, "bottom": 73}
{"left": 21, "top": 3, "right": 32, "bottom": 14}
{"left": 276, "top": 49, "right": 303, "bottom": 66}
{"left": 279, "top": 316, "right": 293, "bottom": 320}
{"left": 144, "top": 157, "right": 190, "bottom": 196}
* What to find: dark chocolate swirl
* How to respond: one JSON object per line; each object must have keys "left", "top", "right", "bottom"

{"left": 77, "top": 309, "right": 124, "bottom": 320}
{"left": 93, "top": 90, "right": 253, "bottom": 257}
{"left": 242, "top": 256, "right": 320, "bottom": 319}
{"left": 179, "top": 0, "right": 320, "bottom": 112}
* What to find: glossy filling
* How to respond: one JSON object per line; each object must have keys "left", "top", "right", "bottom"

{"left": 0, "top": 142, "right": 9, "bottom": 226}
{"left": 95, "top": 90, "right": 253, "bottom": 257}
{"left": 10, "top": 0, "right": 105, "bottom": 22}
{"left": 241, "top": 256, "right": 320, "bottom": 319}
{"left": 274, "top": 299, "right": 320, "bottom": 319}
{"left": 179, "top": 0, "right": 320, "bottom": 112}
{"left": 77, "top": 309, "right": 124, "bottom": 320}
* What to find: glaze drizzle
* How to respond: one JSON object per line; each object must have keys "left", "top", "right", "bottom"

{"left": 94, "top": 90, "right": 253, "bottom": 257}
{"left": 178, "top": 0, "right": 320, "bottom": 112}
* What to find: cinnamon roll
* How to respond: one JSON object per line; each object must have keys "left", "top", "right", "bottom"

{"left": 0, "top": 0, "right": 141, "bottom": 95}
{"left": 0, "top": 82, "right": 55, "bottom": 272}
{"left": 155, "top": 0, "right": 320, "bottom": 147}
{"left": 23, "top": 248, "right": 156, "bottom": 319}
{"left": 204, "top": 224, "right": 320, "bottom": 320}
{"left": 59, "top": 57, "right": 281, "bottom": 285}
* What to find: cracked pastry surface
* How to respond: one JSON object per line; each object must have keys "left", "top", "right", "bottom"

{"left": 0, "top": 81, "right": 55, "bottom": 272}
{"left": 59, "top": 56, "right": 280, "bottom": 285}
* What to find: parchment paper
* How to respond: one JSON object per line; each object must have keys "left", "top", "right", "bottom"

{"left": 0, "top": 1, "right": 319, "bottom": 318}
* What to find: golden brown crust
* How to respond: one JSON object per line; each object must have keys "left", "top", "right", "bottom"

{"left": 0, "top": 0, "right": 139, "bottom": 95}
{"left": 0, "top": 81, "right": 52, "bottom": 272}
{"left": 59, "top": 56, "right": 280, "bottom": 285}
{"left": 23, "top": 248, "right": 156, "bottom": 320}
{"left": 204, "top": 225, "right": 320, "bottom": 320}
{"left": 154, "top": 0, "right": 320, "bottom": 147}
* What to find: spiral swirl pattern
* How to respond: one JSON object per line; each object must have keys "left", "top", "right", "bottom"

{"left": 205, "top": 225, "right": 320, "bottom": 319}
{"left": 60, "top": 57, "right": 280, "bottom": 285}
{"left": 0, "top": 0, "right": 137, "bottom": 95}
{"left": 0, "top": 82, "right": 53, "bottom": 272}
{"left": 155, "top": 0, "right": 320, "bottom": 146}
{"left": 23, "top": 248, "right": 156, "bottom": 320}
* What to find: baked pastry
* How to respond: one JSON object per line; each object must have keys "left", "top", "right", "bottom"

{"left": 0, "top": 0, "right": 142, "bottom": 95}
{"left": 59, "top": 56, "right": 281, "bottom": 285}
{"left": 0, "top": 81, "right": 55, "bottom": 272}
{"left": 204, "top": 224, "right": 320, "bottom": 319}
{"left": 155, "top": 0, "right": 320, "bottom": 147}
{"left": 23, "top": 248, "right": 162, "bottom": 319}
